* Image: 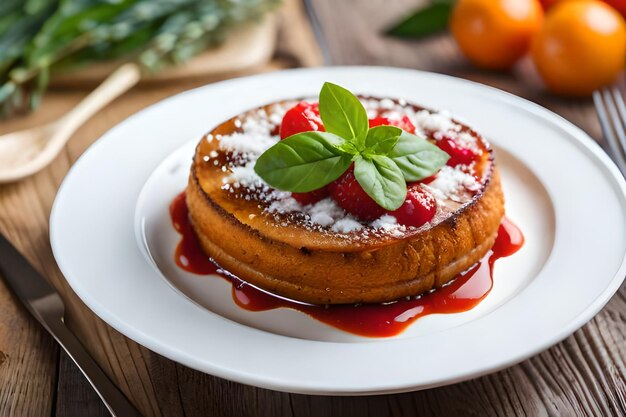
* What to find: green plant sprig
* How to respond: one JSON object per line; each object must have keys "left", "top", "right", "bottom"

{"left": 0, "top": 0, "right": 280, "bottom": 119}
{"left": 254, "top": 82, "right": 450, "bottom": 211}
{"left": 385, "top": 0, "right": 455, "bottom": 39}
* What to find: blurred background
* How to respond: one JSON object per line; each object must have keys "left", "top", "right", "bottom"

{"left": 3, "top": 0, "right": 625, "bottom": 142}
{"left": 1, "top": 1, "right": 625, "bottom": 416}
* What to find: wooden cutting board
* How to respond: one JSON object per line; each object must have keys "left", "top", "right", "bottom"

{"left": 51, "top": 15, "right": 277, "bottom": 86}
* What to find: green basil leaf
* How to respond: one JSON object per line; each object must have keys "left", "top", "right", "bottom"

{"left": 389, "top": 131, "right": 450, "bottom": 181}
{"left": 354, "top": 155, "right": 406, "bottom": 211}
{"left": 319, "top": 82, "right": 369, "bottom": 145}
{"left": 336, "top": 140, "right": 359, "bottom": 155}
{"left": 364, "top": 125, "right": 402, "bottom": 155}
{"left": 254, "top": 131, "right": 352, "bottom": 193}
{"left": 385, "top": 0, "right": 454, "bottom": 39}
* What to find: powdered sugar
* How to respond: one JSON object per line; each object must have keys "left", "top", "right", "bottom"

{"left": 379, "top": 98, "right": 396, "bottom": 110}
{"left": 362, "top": 98, "right": 470, "bottom": 144}
{"left": 424, "top": 166, "right": 480, "bottom": 203}
{"left": 455, "top": 131, "right": 478, "bottom": 150}
{"left": 307, "top": 198, "right": 348, "bottom": 226}
{"left": 268, "top": 196, "right": 302, "bottom": 214}
{"left": 266, "top": 196, "right": 365, "bottom": 232}
{"left": 224, "top": 161, "right": 265, "bottom": 190}
{"left": 217, "top": 103, "right": 286, "bottom": 192}
{"left": 218, "top": 129, "right": 278, "bottom": 157}
{"left": 309, "top": 211, "right": 335, "bottom": 227}
{"left": 412, "top": 109, "right": 461, "bottom": 134}
{"left": 369, "top": 214, "right": 407, "bottom": 238}
{"left": 331, "top": 217, "right": 363, "bottom": 233}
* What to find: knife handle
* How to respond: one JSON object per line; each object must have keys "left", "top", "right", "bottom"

{"left": 46, "top": 319, "right": 144, "bottom": 417}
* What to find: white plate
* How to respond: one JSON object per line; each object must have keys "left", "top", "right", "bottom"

{"left": 50, "top": 67, "right": 626, "bottom": 394}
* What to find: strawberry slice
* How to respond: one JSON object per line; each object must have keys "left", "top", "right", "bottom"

{"left": 329, "top": 168, "right": 386, "bottom": 221}
{"left": 369, "top": 115, "right": 416, "bottom": 134}
{"left": 391, "top": 185, "right": 437, "bottom": 228}
{"left": 437, "top": 136, "right": 477, "bottom": 167}
{"left": 280, "top": 102, "right": 324, "bottom": 140}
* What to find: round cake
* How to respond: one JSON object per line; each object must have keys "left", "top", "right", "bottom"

{"left": 186, "top": 93, "right": 504, "bottom": 304}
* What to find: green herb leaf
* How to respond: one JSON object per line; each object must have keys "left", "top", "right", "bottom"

{"left": 319, "top": 82, "right": 369, "bottom": 146}
{"left": 364, "top": 125, "right": 401, "bottom": 155}
{"left": 254, "top": 131, "right": 353, "bottom": 193}
{"left": 389, "top": 131, "right": 450, "bottom": 181}
{"left": 385, "top": 0, "right": 454, "bottom": 39}
{"left": 354, "top": 155, "right": 407, "bottom": 211}
{"left": 336, "top": 140, "right": 359, "bottom": 155}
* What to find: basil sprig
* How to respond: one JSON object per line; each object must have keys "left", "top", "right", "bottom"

{"left": 253, "top": 82, "right": 449, "bottom": 211}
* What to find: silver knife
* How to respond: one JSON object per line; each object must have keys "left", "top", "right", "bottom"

{"left": 0, "top": 233, "right": 143, "bottom": 417}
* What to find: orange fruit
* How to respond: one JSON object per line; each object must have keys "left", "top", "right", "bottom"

{"left": 450, "top": 0, "right": 544, "bottom": 70}
{"left": 542, "top": 0, "right": 626, "bottom": 15}
{"left": 531, "top": 0, "right": 626, "bottom": 96}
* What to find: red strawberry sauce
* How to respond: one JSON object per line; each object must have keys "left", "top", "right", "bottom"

{"left": 169, "top": 192, "right": 524, "bottom": 338}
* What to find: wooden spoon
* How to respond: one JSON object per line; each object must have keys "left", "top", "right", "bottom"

{"left": 0, "top": 63, "right": 141, "bottom": 183}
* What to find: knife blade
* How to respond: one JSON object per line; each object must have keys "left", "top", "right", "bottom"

{"left": 0, "top": 233, "right": 143, "bottom": 417}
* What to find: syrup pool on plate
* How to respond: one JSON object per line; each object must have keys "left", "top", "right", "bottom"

{"left": 169, "top": 192, "right": 524, "bottom": 338}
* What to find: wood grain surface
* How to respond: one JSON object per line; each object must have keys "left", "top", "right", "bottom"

{"left": 0, "top": 0, "right": 624, "bottom": 416}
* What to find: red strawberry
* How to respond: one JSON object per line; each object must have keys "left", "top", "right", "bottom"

{"left": 292, "top": 187, "right": 329, "bottom": 205}
{"left": 279, "top": 102, "right": 326, "bottom": 203}
{"left": 329, "top": 168, "right": 386, "bottom": 221}
{"left": 437, "top": 136, "right": 477, "bottom": 167}
{"left": 391, "top": 186, "right": 437, "bottom": 228}
{"left": 369, "top": 115, "right": 416, "bottom": 134}
{"left": 280, "top": 102, "right": 324, "bottom": 139}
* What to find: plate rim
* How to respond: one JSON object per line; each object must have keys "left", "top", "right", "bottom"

{"left": 50, "top": 66, "right": 626, "bottom": 395}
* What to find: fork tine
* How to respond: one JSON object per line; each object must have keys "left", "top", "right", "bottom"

{"left": 610, "top": 87, "right": 626, "bottom": 152}
{"left": 603, "top": 88, "right": 626, "bottom": 164}
{"left": 594, "top": 89, "right": 626, "bottom": 176}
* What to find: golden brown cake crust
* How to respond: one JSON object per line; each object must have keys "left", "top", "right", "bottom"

{"left": 187, "top": 167, "right": 503, "bottom": 304}
{"left": 186, "top": 99, "right": 505, "bottom": 304}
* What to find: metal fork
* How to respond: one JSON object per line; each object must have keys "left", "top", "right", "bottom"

{"left": 593, "top": 85, "right": 626, "bottom": 177}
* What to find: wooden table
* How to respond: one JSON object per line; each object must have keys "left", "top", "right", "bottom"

{"left": 1, "top": 1, "right": 624, "bottom": 415}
